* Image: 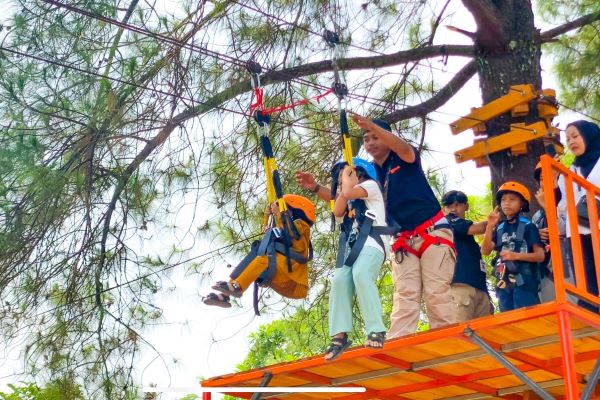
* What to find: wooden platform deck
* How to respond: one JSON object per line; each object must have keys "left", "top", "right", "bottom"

{"left": 201, "top": 302, "right": 600, "bottom": 399}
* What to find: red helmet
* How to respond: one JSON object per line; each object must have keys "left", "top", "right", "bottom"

{"left": 496, "top": 181, "right": 531, "bottom": 212}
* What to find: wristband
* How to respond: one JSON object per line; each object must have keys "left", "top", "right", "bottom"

{"left": 310, "top": 183, "right": 320, "bottom": 193}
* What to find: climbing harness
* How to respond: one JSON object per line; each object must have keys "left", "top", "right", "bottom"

{"left": 229, "top": 211, "right": 313, "bottom": 315}
{"left": 331, "top": 157, "right": 397, "bottom": 268}
{"left": 391, "top": 210, "right": 455, "bottom": 262}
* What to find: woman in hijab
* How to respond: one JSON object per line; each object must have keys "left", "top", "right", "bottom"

{"left": 560, "top": 120, "right": 600, "bottom": 313}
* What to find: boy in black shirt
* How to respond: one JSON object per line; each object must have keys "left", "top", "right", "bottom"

{"left": 482, "top": 182, "right": 545, "bottom": 312}
{"left": 442, "top": 191, "right": 493, "bottom": 321}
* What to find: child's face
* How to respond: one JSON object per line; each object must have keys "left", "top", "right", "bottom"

{"left": 566, "top": 125, "right": 585, "bottom": 156}
{"left": 443, "top": 201, "right": 468, "bottom": 219}
{"left": 500, "top": 193, "right": 524, "bottom": 218}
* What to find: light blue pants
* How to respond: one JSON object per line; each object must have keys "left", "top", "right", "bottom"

{"left": 329, "top": 245, "right": 386, "bottom": 336}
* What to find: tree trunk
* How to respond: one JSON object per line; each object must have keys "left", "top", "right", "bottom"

{"left": 466, "top": 0, "right": 545, "bottom": 214}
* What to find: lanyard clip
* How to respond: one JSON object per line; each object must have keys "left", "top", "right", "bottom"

{"left": 246, "top": 60, "right": 262, "bottom": 89}
{"left": 333, "top": 82, "right": 348, "bottom": 99}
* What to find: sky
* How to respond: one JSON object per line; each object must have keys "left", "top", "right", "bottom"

{"left": 0, "top": 0, "right": 584, "bottom": 399}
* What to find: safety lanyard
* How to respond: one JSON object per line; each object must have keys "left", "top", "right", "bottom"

{"left": 247, "top": 60, "right": 296, "bottom": 272}
{"left": 325, "top": 30, "right": 354, "bottom": 230}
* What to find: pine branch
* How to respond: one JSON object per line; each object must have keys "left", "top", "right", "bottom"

{"left": 382, "top": 60, "right": 477, "bottom": 123}
{"left": 264, "top": 44, "right": 474, "bottom": 83}
{"left": 539, "top": 10, "right": 600, "bottom": 42}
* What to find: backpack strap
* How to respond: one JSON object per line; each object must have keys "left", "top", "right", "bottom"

{"left": 341, "top": 212, "right": 398, "bottom": 268}
{"left": 344, "top": 210, "right": 377, "bottom": 267}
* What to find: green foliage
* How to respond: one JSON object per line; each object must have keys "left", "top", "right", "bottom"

{"left": 538, "top": 1, "right": 600, "bottom": 116}
{"left": 466, "top": 184, "right": 493, "bottom": 223}
{"left": 178, "top": 395, "right": 200, "bottom": 400}
{"left": 0, "top": 380, "right": 84, "bottom": 400}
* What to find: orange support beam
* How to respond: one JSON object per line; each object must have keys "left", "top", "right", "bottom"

{"left": 291, "top": 370, "right": 332, "bottom": 384}
{"left": 367, "top": 353, "right": 411, "bottom": 369}
{"left": 455, "top": 120, "right": 549, "bottom": 163}
{"left": 418, "top": 368, "right": 498, "bottom": 395}
{"left": 558, "top": 309, "right": 580, "bottom": 400}
{"left": 450, "top": 84, "right": 537, "bottom": 135}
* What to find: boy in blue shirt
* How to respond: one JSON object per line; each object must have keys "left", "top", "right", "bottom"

{"left": 442, "top": 190, "right": 492, "bottom": 321}
{"left": 482, "top": 182, "right": 545, "bottom": 311}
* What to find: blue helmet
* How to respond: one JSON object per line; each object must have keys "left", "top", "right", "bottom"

{"left": 352, "top": 157, "right": 378, "bottom": 181}
{"left": 332, "top": 157, "right": 377, "bottom": 181}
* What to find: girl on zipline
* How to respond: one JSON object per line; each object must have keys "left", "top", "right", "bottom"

{"left": 325, "top": 157, "right": 388, "bottom": 361}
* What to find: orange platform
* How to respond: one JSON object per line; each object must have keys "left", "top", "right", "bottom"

{"left": 201, "top": 302, "right": 600, "bottom": 399}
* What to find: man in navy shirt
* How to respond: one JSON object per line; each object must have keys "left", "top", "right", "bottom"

{"left": 297, "top": 115, "right": 457, "bottom": 338}
{"left": 441, "top": 190, "right": 492, "bottom": 322}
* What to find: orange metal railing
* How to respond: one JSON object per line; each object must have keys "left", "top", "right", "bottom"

{"left": 540, "top": 155, "right": 600, "bottom": 309}
{"left": 540, "top": 154, "right": 600, "bottom": 400}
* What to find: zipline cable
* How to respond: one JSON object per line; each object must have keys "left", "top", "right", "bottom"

{"left": 0, "top": 45, "right": 346, "bottom": 138}
{"left": 41, "top": 0, "right": 451, "bottom": 113}
{"left": 229, "top": 0, "right": 457, "bottom": 75}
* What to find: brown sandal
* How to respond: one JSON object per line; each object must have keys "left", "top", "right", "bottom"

{"left": 324, "top": 334, "right": 352, "bottom": 361}
{"left": 203, "top": 292, "right": 231, "bottom": 308}
{"left": 366, "top": 332, "right": 385, "bottom": 349}
{"left": 211, "top": 281, "right": 242, "bottom": 298}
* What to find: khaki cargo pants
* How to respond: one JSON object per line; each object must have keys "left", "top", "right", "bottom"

{"left": 388, "top": 228, "right": 456, "bottom": 339}
{"left": 451, "top": 283, "right": 493, "bottom": 322}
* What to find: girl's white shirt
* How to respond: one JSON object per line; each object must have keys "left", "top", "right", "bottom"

{"left": 354, "top": 179, "right": 388, "bottom": 254}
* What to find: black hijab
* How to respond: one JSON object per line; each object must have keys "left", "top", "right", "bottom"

{"left": 568, "top": 120, "right": 600, "bottom": 178}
